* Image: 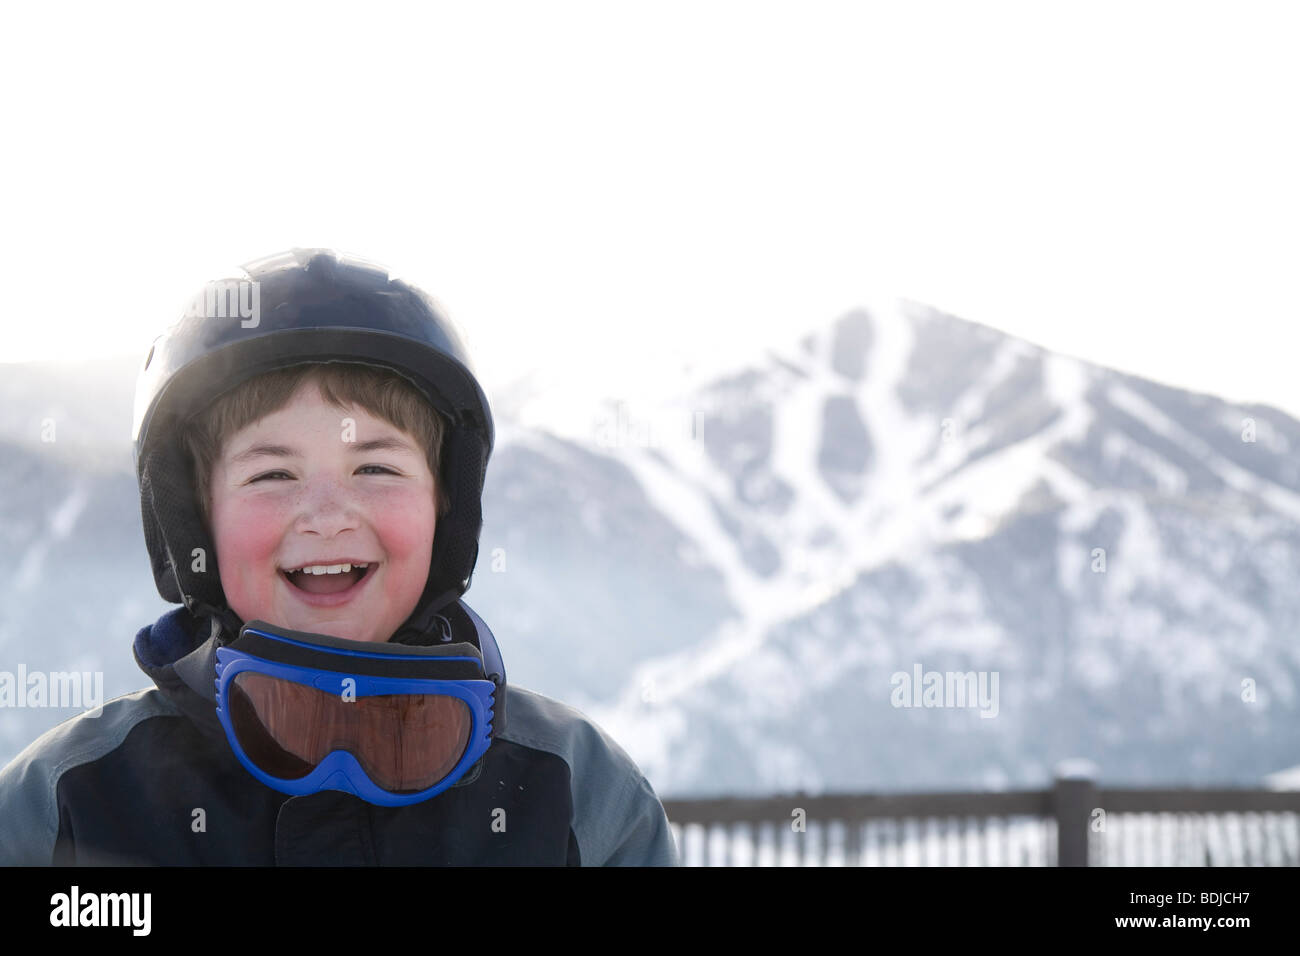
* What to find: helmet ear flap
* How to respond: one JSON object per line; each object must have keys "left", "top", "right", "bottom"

{"left": 139, "top": 439, "right": 224, "bottom": 611}
{"left": 140, "top": 467, "right": 183, "bottom": 604}
{"left": 426, "top": 423, "right": 486, "bottom": 601}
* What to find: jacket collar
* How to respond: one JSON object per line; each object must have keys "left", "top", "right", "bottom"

{"left": 133, "top": 607, "right": 227, "bottom": 738}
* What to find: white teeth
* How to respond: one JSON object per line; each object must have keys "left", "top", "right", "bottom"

{"left": 288, "top": 563, "right": 368, "bottom": 575}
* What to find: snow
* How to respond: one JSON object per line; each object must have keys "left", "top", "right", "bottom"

{"left": 1264, "top": 765, "right": 1300, "bottom": 790}
{"left": 1110, "top": 382, "right": 1300, "bottom": 522}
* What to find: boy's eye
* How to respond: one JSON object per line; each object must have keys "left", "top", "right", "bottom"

{"left": 250, "top": 466, "right": 397, "bottom": 482}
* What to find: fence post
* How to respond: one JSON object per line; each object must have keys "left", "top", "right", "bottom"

{"left": 845, "top": 818, "right": 861, "bottom": 867}
{"left": 1054, "top": 760, "right": 1100, "bottom": 867}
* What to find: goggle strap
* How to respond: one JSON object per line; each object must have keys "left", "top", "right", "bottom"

{"left": 459, "top": 601, "right": 507, "bottom": 736}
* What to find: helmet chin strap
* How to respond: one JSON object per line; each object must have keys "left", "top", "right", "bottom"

{"left": 183, "top": 592, "right": 245, "bottom": 647}
{"left": 391, "top": 587, "right": 464, "bottom": 646}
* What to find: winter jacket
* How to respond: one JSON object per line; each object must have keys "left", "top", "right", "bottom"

{"left": 0, "top": 605, "right": 679, "bottom": 866}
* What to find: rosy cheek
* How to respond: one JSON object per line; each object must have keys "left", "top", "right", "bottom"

{"left": 400, "top": 492, "right": 437, "bottom": 543}
{"left": 212, "top": 497, "right": 286, "bottom": 605}
{"left": 373, "top": 493, "right": 435, "bottom": 591}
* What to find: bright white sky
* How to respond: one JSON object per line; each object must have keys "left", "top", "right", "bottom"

{"left": 2, "top": 1, "right": 1298, "bottom": 420}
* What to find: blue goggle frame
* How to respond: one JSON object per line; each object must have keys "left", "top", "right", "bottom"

{"left": 215, "top": 625, "right": 498, "bottom": 807}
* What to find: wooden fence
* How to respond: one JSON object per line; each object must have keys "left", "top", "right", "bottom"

{"left": 661, "top": 773, "right": 1300, "bottom": 866}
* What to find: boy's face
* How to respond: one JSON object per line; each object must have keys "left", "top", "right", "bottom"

{"left": 208, "top": 382, "right": 437, "bottom": 643}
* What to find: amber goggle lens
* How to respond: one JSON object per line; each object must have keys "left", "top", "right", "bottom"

{"left": 229, "top": 671, "right": 473, "bottom": 792}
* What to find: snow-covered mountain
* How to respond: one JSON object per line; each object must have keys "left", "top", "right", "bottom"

{"left": 2, "top": 302, "right": 1297, "bottom": 798}
{"left": 584, "top": 301, "right": 1300, "bottom": 795}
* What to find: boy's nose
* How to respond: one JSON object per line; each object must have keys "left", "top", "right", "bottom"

{"left": 291, "top": 480, "right": 362, "bottom": 536}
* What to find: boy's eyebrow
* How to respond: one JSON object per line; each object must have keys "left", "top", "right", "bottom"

{"left": 228, "top": 436, "right": 418, "bottom": 464}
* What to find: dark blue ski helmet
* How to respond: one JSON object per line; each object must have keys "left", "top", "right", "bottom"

{"left": 132, "top": 248, "right": 495, "bottom": 642}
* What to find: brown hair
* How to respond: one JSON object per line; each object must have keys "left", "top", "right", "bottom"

{"left": 181, "top": 362, "right": 451, "bottom": 531}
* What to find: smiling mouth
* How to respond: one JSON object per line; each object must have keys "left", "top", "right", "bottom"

{"left": 281, "top": 564, "right": 373, "bottom": 596}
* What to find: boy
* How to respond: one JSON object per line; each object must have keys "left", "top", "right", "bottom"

{"left": 0, "top": 248, "right": 680, "bottom": 865}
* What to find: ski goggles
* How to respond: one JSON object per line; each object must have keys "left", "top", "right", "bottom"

{"left": 214, "top": 613, "right": 505, "bottom": 807}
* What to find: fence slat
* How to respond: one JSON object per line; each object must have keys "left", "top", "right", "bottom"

{"left": 845, "top": 818, "right": 861, "bottom": 867}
